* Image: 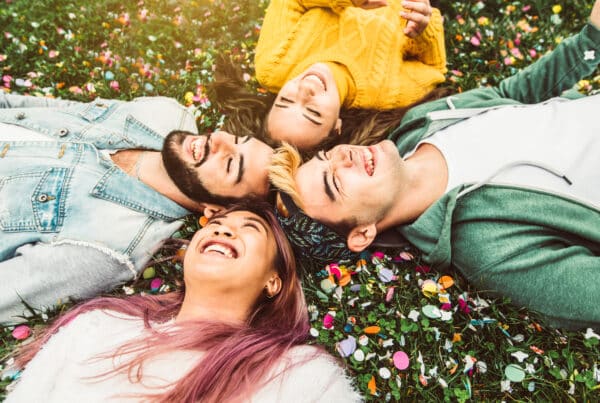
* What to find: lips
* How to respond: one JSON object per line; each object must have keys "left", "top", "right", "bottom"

{"left": 189, "top": 136, "right": 208, "bottom": 162}
{"left": 199, "top": 239, "right": 238, "bottom": 259}
{"left": 363, "top": 147, "right": 375, "bottom": 176}
{"left": 301, "top": 73, "right": 327, "bottom": 91}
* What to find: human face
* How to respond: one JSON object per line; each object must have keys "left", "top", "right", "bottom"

{"left": 295, "top": 140, "right": 405, "bottom": 228}
{"left": 184, "top": 210, "right": 278, "bottom": 304}
{"left": 162, "top": 130, "right": 273, "bottom": 202}
{"left": 268, "top": 63, "right": 341, "bottom": 150}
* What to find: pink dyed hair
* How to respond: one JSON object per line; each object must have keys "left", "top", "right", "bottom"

{"left": 17, "top": 201, "right": 313, "bottom": 403}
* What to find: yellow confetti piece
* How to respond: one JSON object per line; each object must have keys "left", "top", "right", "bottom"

{"left": 552, "top": 4, "right": 562, "bottom": 14}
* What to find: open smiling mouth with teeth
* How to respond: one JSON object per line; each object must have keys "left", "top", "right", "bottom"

{"left": 190, "top": 136, "right": 210, "bottom": 162}
{"left": 201, "top": 241, "right": 238, "bottom": 259}
{"left": 302, "top": 73, "right": 326, "bottom": 91}
{"left": 363, "top": 147, "right": 375, "bottom": 176}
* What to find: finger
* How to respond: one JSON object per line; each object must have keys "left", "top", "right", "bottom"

{"left": 401, "top": 0, "right": 431, "bottom": 16}
{"left": 400, "top": 10, "right": 429, "bottom": 25}
{"left": 404, "top": 21, "right": 419, "bottom": 38}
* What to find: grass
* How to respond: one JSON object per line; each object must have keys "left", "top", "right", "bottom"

{"left": 1, "top": 0, "right": 599, "bottom": 400}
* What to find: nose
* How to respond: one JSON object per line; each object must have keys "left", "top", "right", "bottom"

{"left": 212, "top": 224, "right": 234, "bottom": 238}
{"left": 209, "top": 131, "right": 235, "bottom": 154}
{"left": 331, "top": 148, "right": 353, "bottom": 169}
{"left": 297, "top": 80, "right": 316, "bottom": 101}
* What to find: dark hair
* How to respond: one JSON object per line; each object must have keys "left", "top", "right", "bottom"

{"left": 16, "top": 201, "right": 312, "bottom": 403}
{"left": 209, "top": 55, "right": 454, "bottom": 158}
{"left": 161, "top": 130, "right": 263, "bottom": 206}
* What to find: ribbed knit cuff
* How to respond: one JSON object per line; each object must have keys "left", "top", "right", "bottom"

{"left": 301, "top": 0, "right": 354, "bottom": 13}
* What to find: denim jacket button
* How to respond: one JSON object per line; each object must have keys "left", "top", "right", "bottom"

{"left": 58, "top": 128, "right": 69, "bottom": 137}
{"left": 37, "top": 194, "right": 49, "bottom": 203}
{"left": 15, "top": 112, "right": 26, "bottom": 120}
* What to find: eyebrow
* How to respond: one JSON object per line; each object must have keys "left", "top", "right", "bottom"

{"left": 322, "top": 171, "right": 336, "bottom": 202}
{"left": 245, "top": 216, "right": 269, "bottom": 234}
{"left": 235, "top": 154, "right": 245, "bottom": 184}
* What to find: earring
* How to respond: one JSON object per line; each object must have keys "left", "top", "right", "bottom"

{"left": 265, "top": 286, "right": 274, "bottom": 299}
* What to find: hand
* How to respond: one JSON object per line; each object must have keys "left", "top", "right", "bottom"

{"left": 591, "top": 0, "right": 600, "bottom": 30}
{"left": 352, "top": 0, "right": 388, "bottom": 10}
{"left": 400, "top": 0, "right": 432, "bottom": 38}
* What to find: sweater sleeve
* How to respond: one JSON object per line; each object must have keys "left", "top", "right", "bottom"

{"left": 495, "top": 23, "right": 600, "bottom": 103}
{"left": 403, "top": 7, "right": 447, "bottom": 73}
{"left": 268, "top": 347, "right": 363, "bottom": 402}
{"left": 4, "top": 312, "right": 98, "bottom": 402}
{"left": 301, "top": 0, "right": 354, "bottom": 13}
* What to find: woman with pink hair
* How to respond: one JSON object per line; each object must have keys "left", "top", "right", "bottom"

{"left": 6, "top": 202, "right": 360, "bottom": 402}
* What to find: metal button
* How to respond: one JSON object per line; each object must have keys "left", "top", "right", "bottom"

{"left": 37, "top": 194, "right": 49, "bottom": 202}
{"left": 58, "top": 128, "right": 69, "bottom": 137}
{"left": 15, "top": 112, "right": 25, "bottom": 120}
{"left": 95, "top": 102, "right": 106, "bottom": 107}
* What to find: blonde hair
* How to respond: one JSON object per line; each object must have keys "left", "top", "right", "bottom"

{"left": 268, "top": 143, "right": 305, "bottom": 210}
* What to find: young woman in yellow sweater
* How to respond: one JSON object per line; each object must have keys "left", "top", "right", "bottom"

{"left": 252, "top": 0, "right": 447, "bottom": 151}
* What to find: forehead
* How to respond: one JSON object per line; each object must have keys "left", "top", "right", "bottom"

{"left": 212, "top": 210, "right": 271, "bottom": 231}
{"left": 296, "top": 159, "right": 331, "bottom": 214}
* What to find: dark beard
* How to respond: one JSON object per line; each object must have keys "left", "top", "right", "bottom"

{"left": 161, "top": 130, "right": 225, "bottom": 205}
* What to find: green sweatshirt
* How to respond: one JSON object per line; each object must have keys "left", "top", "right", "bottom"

{"left": 388, "top": 23, "right": 600, "bottom": 330}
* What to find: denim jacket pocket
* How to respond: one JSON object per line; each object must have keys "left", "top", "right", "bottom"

{"left": 0, "top": 168, "right": 70, "bottom": 232}
{"left": 77, "top": 100, "right": 118, "bottom": 123}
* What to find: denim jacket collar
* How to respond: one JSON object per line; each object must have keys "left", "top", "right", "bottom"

{"left": 91, "top": 166, "right": 190, "bottom": 221}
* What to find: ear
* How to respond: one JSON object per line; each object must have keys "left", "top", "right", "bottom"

{"left": 203, "top": 203, "right": 224, "bottom": 219}
{"left": 265, "top": 274, "right": 282, "bottom": 298}
{"left": 346, "top": 223, "right": 377, "bottom": 252}
{"left": 334, "top": 118, "right": 342, "bottom": 136}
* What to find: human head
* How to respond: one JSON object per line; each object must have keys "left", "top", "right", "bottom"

{"left": 183, "top": 201, "right": 304, "bottom": 323}
{"left": 269, "top": 141, "right": 405, "bottom": 263}
{"left": 162, "top": 130, "right": 274, "bottom": 205}
{"left": 267, "top": 63, "right": 342, "bottom": 151}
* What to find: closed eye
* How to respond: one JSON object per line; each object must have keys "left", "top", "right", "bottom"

{"left": 306, "top": 107, "right": 321, "bottom": 117}
{"left": 226, "top": 157, "right": 232, "bottom": 173}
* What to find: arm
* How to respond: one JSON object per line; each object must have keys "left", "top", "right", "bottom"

{"left": 4, "top": 316, "right": 79, "bottom": 402}
{"left": 0, "top": 242, "right": 135, "bottom": 325}
{"left": 403, "top": 7, "right": 447, "bottom": 73}
{"left": 0, "top": 92, "right": 84, "bottom": 109}
{"left": 496, "top": 22, "right": 600, "bottom": 103}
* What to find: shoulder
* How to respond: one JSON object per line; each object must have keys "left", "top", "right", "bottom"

{"left": 273, "top": 345, "right": 363, "bottom": 402}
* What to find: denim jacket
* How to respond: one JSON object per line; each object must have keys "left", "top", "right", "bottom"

{"left": 0, "top": 94, "right": 197, "bottom": 322}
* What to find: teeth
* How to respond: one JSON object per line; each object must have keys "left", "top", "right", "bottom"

{"left": 192, "top": 140, "right": 200, "bottom": 160}
{"left": 304, "top": 74, "right": 325, "bottom": 90}
{"left": 363, "top": 148, "right": 374, "bottom": 176}
{"left": 204, "top": 243, "right": 235, "bottom": 258}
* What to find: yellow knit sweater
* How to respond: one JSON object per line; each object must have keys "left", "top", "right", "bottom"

{"left": 255, "top": 0, "right": 447, "bottom": 109}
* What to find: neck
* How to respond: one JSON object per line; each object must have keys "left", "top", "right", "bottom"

{"left": 377, "top": 144, "right": 448, "bottom": 231}
{"left": 138, "top": 152, "right": 206, "bottom": 212}
{"left": 176, "top": 290, "right": 250, "bottom": 324}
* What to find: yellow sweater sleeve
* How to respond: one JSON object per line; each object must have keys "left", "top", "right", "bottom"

{"left": 404, "top": 8, "right": 447, "bottom": 73}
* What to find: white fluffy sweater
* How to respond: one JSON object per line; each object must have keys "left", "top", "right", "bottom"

{"left": 6, "top": 310, "right": 361, "bottom": 402}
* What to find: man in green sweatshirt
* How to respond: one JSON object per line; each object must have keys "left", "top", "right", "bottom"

{"left": 269, "top": 1, "right": 600, "bottom": 330}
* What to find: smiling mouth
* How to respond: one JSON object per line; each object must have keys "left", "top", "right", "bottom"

{"left": 201, "top": 241, "right": 238, "bottom": 259}
{"left": 302, "top": 73, "right": 326, "bottom": 91}
{"left": 363, "top": 147, "right": 375, "bottom": 176}
{"left": 190, "top": 136, "right": 210, "bottom": 162}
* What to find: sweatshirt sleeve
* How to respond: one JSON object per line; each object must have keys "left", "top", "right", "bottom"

{"left": 495, "top": 23, "right": 600, "bottom": 103}
{"left": 301, "top": 0, "right": 354, "bottom": 13}
{"left": 403, "top": 7, "right": 447, "bottom": 73}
